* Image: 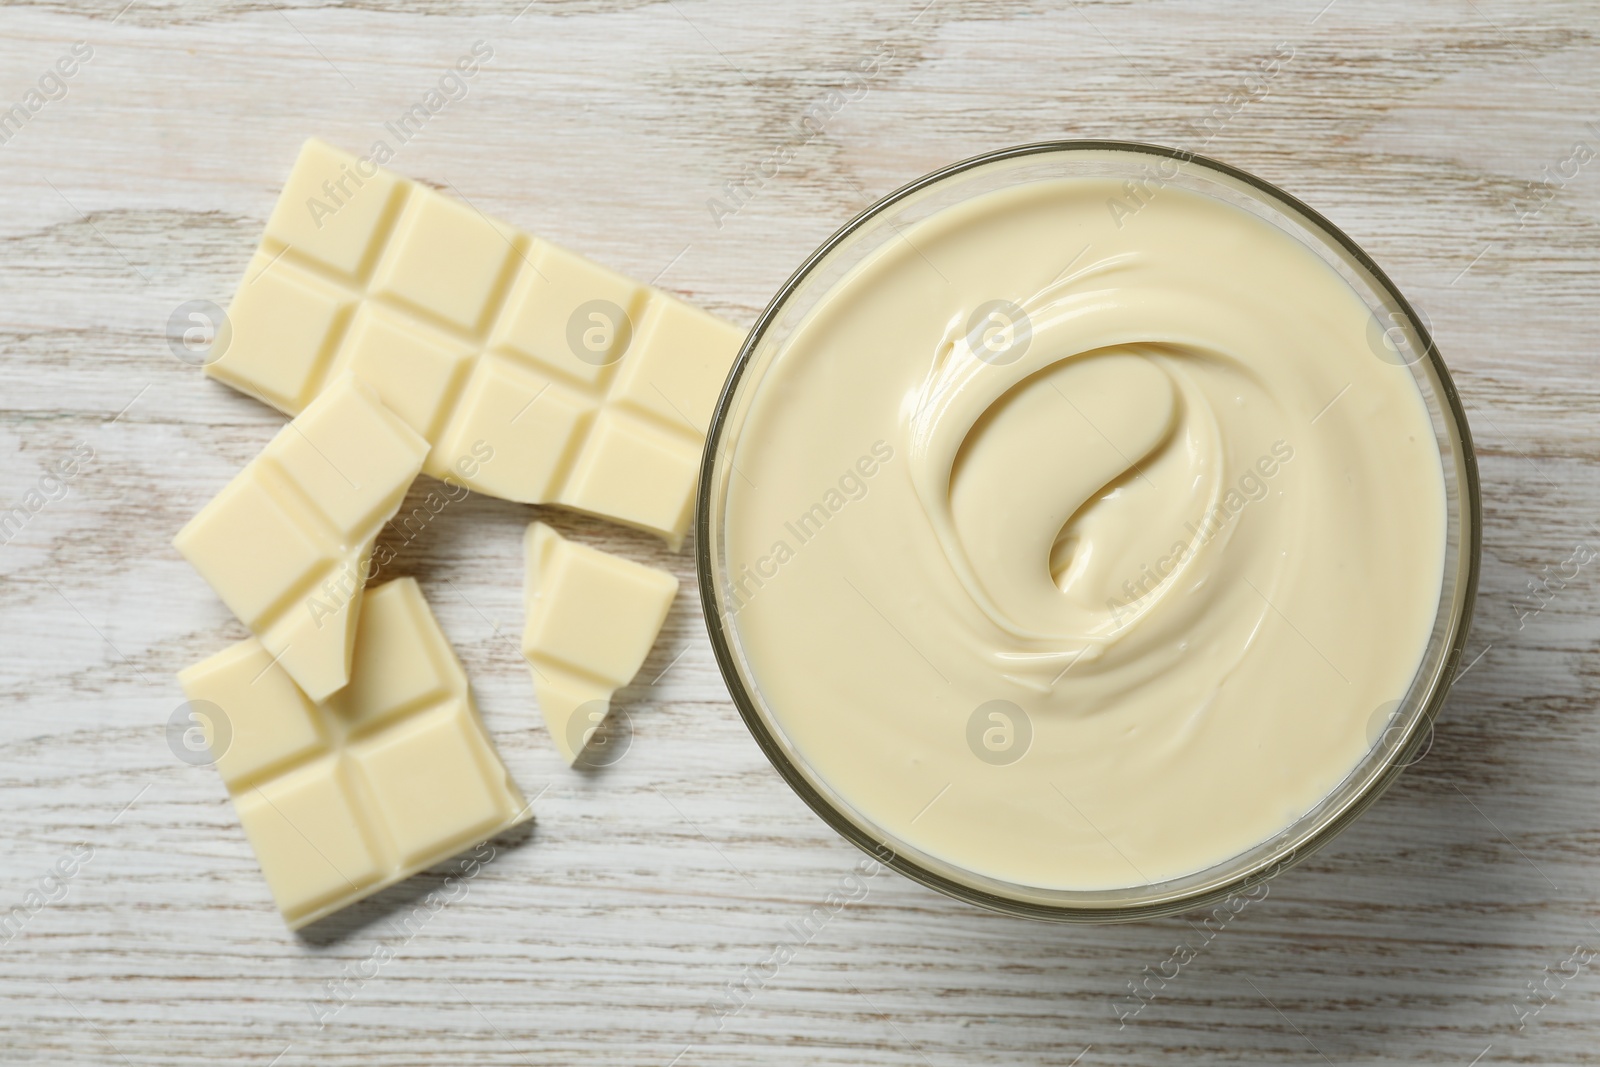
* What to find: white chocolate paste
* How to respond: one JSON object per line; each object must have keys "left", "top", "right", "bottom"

{"left": 723, "top": 177, "right": 1446, "bottom": 890}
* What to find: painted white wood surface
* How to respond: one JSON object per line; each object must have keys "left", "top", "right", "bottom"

{"left": 2, "top": 0, "right": 1598, "bottom": 1063}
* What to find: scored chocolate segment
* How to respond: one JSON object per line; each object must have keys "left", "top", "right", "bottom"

{"left": 178, "top": 577, "right": 531, "bottom": 930}
{"left": 174, "top": 375, "right": 429, "bottom": 702}
{"left": 209, "top": 138, "right": 746, "bottom": 548}
{"left": 522, "top": 522, "right": 677, "bottom": 765}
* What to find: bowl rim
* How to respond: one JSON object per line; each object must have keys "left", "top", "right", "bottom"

{"left": 694, "top": 138, "right": 1482, "bottom": 922}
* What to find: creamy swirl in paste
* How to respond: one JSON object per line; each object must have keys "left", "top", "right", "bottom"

{"left": 724, "top": 176, "right": 1445, "bottom": 890}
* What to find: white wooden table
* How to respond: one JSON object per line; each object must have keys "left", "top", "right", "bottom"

{"left": 3, "top": 1, "right": 1598, "bottom": 1063}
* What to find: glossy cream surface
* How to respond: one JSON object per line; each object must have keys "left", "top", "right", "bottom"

{"left": 722, "top": 175, "right": 1446, "bottom": 890}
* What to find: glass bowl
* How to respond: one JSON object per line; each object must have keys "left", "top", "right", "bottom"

{"left": 695, "top": 141, "right": 1480, "bottom": 922}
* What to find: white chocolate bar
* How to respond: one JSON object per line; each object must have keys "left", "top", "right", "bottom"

{"left": 174, "top": 375, "right": 427, "bottom": 701}
{"left": 178, "top": 578, "right": 530, "bottom": 930}
{"left": 208, "top": 138, "right": 745, "bottom": 547}
{"left": 522, "top": 522, "right": 677, "bottom": 764}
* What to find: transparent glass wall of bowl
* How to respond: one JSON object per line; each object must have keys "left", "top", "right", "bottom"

{"left": 698, "top": 143, "right": 1478, "bottom": 921}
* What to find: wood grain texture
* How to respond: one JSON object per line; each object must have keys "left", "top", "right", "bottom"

{"left": 2, "top": 0, "right": 1598, "bottom": 1063}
